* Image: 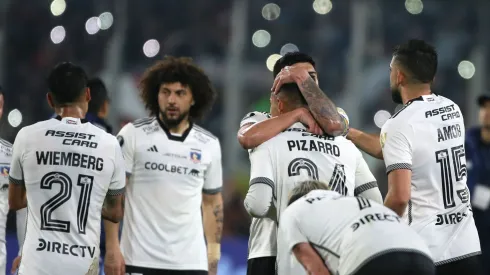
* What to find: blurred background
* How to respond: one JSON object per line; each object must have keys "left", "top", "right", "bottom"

{"left": 1, "top": 0, "right": 489, "bottom": 274}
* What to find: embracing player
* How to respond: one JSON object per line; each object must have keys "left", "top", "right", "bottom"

{"left": 8, "top": 63, "right": 126, "bottom": 275}
{"left": 281, "top": 180, "right": 434, "bottom": 275}
{"left": 111, "top": 57, "right": 223, "bottom": 275}
{"left": 347, "top": 39, "right": 481, "bottom": 275}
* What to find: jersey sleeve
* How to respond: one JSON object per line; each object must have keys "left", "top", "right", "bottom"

{"left": 9, "top": 128, "right": 26, "bottom": 185}
{"left": 203, "top": 140, "right": 223, "bottom": 194}
{"left": 354, "top": 150, "right": 378, "bottom": 196}
{"left": 279, "top": 205, "right": 308, "bottom": 252}
{"left": 108, "top": 137, "right": 126, "bottom": 196}
{"left": 240, "top": 111, "right": 270, "bottom": 128}
{"left": 248, "top": 142, "right": 276, "bottom": 198}
{"left": 381, "top": 121, "right": 414, "bottom": 174}
{"left": 116, "top": 123, "right": 136, "bottom": 176}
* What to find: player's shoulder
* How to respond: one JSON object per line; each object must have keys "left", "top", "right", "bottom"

{"left": 191, "top": 124, "right": 220, "bottom": 149}
{"left": 119, "top": 117, "right": 156, "bottom": 134}
{"left": 240, "top": 111, "right": 271, "bottom": 125}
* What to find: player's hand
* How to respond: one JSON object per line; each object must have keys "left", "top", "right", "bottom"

{"left": 296, "top": 108, "right": 323, "bottom": 135}
{"left": 104, "top": 248, "right": 125, "bottom": 275}
{"left": 11, "top": 255, "right": 21, "bottom": 274}
{"left": 271, "top": 65, "right": 310, "bottom": 94}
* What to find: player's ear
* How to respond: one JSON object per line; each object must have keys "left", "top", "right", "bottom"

{"left": 46, "top": 92, "right": 54, "bottom": 109}
{"left": 277, "top": 100, "right": 285, "bottom": 114}
{"left": 85, "top": 87, "right": 91, "bottom": 102}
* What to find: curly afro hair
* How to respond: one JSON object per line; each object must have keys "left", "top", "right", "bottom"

{"left": 139, "top": 56, "right": 217, "bottom": 120}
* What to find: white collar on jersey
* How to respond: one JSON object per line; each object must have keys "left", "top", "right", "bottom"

{"left": 54, "top": 115, "right": 88, "bottom": 125}
{"left": 156, "top": 116, "right": 194, "bottom": 142}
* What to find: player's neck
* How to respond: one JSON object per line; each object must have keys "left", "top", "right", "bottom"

{"left": 481, "top": 128, "right": 490, "bottom": 143}
{"left": 401, "top": 85, "right": 431, "bottom": 104}
{"left": 160, "top": 117, "right": 190, "bottom": 134}
{"left": 57, "top": 105, "right": 86, "bottom": 119}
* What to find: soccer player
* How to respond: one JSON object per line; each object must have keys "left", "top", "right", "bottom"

{"left": 86, "top": 78, "right": 113, "bottom": 134}
{"left": 112, "top": 56, "right": 223, "bottom": 275}
{"left": 244, "top": 83, "right": 382, "bottom": 275}
{"left": 238, "top": 52, "right": 348, "bottom": 151}
{"left": 280, "top": 180, "right": 434, "bottom": 275}
{"left": 8, "top": 62, "right": 126, "bottom": 275}
{"left": 0, "top": 87, "right": 12, "bottom": 275}
{"left": 346, "top": 39, "right": 481, "bottom": 274}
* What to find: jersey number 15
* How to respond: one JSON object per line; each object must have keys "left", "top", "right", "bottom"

{"left": 435, "top": 145, "right": 467, "bottom": 209}
{"left": 40, "top": 171, "right": 94, "bottom": 234}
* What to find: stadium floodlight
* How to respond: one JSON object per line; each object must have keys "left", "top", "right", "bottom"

{"left": 8, "top": 109, "right": 22, "bottom": 128}
{"left": 252, "top": 30, "right": 271, "bottom": 48}
{"left": 313, "top": 0, "right": 333, "bottom": 15}
{"left": 262, "top": 3, "right": 281, "bottom": 20}
{"left": 266, "top": 54, "right": 282, "bottom": 72}
{"left": 50, "top": 26, "right": 66, "bottom": 44}
{"left": 458, "top": 60, "right": 476, "bottom": 80}
{"left": 85, "top": 17, "right": 101, "bottom": 35}
{"left": 50, "top": 0, "right": 66, "bottom": 17}
{"left": 98, "top": 12, "right": 114, "bottom": 30}
{"left": 280, "top": 43, "right": 299, "bottom": 55}
{"left": 143, "top": 39, "right": 160, "bottom": 58}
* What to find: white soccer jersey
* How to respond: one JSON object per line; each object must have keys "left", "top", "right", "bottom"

{"left": 8, "top": 117, "right": 126, "bottom": 275}
{"left": 246, "top": 122, "right": 378, "bottom": 260}
{"left": 117, "top": 117, "right": 223, "bottom": 270}
{"left": 279, "top": 190, "right": 431, "bottom": 275}
{"left": 0, "top": 138, "right": 12, "bottom": 274}
{"left": 380, "top": 94, "right": 481, "bottom": 264}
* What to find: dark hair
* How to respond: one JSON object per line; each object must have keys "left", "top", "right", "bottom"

{"left": 288, "top": 180, "right": 330, "bottom": 206}
{"left": 393, "top": 39, "right": 438, "bottom": 84}
{"left": 278, "top": 83, "right": 307, "bottom": 107}
{"left": 47, "top": 62, "right": 88, "bottom": 105}
{"left": 88, "top": 78, "right": 109, "bottom": 114}
{"left": 0, "top": 85, "right": 3, "bottom": 95}
{"left": 139, "top": 56, "right": 217, "bottom": 119}
{"left": 273, "top": 52, "right": 316, "bottom": 78}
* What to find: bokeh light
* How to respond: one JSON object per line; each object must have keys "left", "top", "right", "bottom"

{"left": 98, "top": 12, "right": 114, "bottom": 30}
{"left": 143, "top": 39, "right": 160, "bottom": 58}
{"left": 313, "top": 0, "right": 333, "bottom": 15}
{"left": 50, "top": 26, "right": 66, "bottom": 44}
{"left": 458, "top": 60, "right": 476, "bottom": 79}
{"left": 280, "top": 43, "right": 299, "bottom": 56}
{"left": 8, "top": 109, "right": 22, "bottom": 128}
{"left": 261, "top": 3, "right": 281, "bottom": 21}
{"left": 374, "top": 110, "right": 391, "bottom": 128}
{"left": 405, "top": 0, "right": 423, "bottom": 15}
{"left": 50, "top": 0, "right": 66, "bottom": 17}
{"left": 85, "top": 17, "right": 101, "bottom": 35}
{"left": 252, "top": 30, "right": 271, "bottom": 48}
{"left": 266, "top": 54, "right": 282, "bottom": 72}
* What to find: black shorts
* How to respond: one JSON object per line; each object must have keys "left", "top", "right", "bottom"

{"left": 126, "top": 265, "right": 208, "bottom": 275}
{"left": 247, "top": 256, "right": 276, "bottom": 275}
{"left": 353, "top": 251, "right": 435, "bottom": 275}
{"left": 436, "top": 254, "right": 482, "bottom": 275}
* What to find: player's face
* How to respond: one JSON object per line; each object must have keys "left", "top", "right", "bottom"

{"left": 389, "top": 59, "right": 403, "bottom": 104}
{"left": 158, "top": 82, "right": 194, "bottom": 127}
{"left": 479, "top": 102, "right": 490, "bottom": 129}
{"left": 0, "top": 94, "right": 3, "bottom": 120}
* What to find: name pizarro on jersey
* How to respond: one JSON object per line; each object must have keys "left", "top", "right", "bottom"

{"left": 425, "top": 104, "right": 461, "bottom": 121}
{"left": 45, "top": 130, "right": 98, "bottom": 148}
{"left": 287, "top": 139, "right": 340, "bottom": 157}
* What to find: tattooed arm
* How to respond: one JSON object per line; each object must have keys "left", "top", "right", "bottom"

{"left": 202, "top": 192, "right": 223, "bottom": 275}
{"left": 102, "top": 191, "right": 125, "bottom": 223}
{"left": 296, "top": 75, "right": 348, "bottom": 137}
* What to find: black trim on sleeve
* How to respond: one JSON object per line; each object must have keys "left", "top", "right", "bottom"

{"left": 354, "top": 181, "right": 378, "bottom": 196}
{"left": 250, "top": 177, "right": 276, "bottom": 200}
{"left": 107, "top": 187, "right": 125, "bottom": 196}
{"left": 386, "top": 163, "right": 412, "bottom": 174}
{"left": 9, "top": 176, "right": 24, "bottom": 186}
{"left": 203, "top": 187, "right": 222, "bottom": 194}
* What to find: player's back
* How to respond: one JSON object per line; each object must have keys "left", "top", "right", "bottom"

{"left": 280, "top": 190, "right": 431, "bottom": 275}
{"left": 264, "top": 123, "right": 367, "bottom": 222}
{"left": 17, "top": 117, "right": 120, "bottom": 275}
{"left": 381, "top": 94, "right": 480, "bottom": 263}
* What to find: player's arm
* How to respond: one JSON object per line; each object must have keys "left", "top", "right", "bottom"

{"left": 354, "top": 151, "right": 382, "bottom": 204}
{"left": 244, "top": 143, "right": 275, "bottom": 218}
{"left": 280, "top": 208, "right": 330, "bottom": 275}
{"left": 293, "top": 74, "right": 347, "bottom": 137}
{"left": 202, "top": 141, "right": 224, "bottom": 274}
{"left": 347, "top": 128, "right": 383, "bottom": 160}
{"left": 8, "top": 129, "right": 27, "bottom": 210}
{"left": 382, "top": 125, "right": 414, "bottom": 216}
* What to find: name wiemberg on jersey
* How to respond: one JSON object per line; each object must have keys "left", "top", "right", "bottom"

{"left": 36, "top": 151, "right": 104, "bottom": 171}
{"left": 36, "top": 238, "right": 96, "bottom": 258}
{"left": 425, "top": 104, "right": 461, "bottom": 121}
{"left": 45, "top": 130, "right": 98, "bottom": 148}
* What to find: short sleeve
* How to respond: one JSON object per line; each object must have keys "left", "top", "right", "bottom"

{"left": 116, "top": 123, "right": 136, "bottom": 176}
{"left": 240, "top": 111, "right": 270, "bottom": 128}
{"left": 279, "top": 206, "right": 308, "bottom": 252}
{"left": 249, "top": 142, "right": 276, "bottom": 198}
{"left": 203, "top": 141, "right": 223, "bottom": 194}
{"left": 108, "top": 137, "right": 126, "bottom": 196}
{"left": 9, "top": 128, "right": 26, "bottom": 185}
{"left": 381, "top": 121, "right": 413, "bottom": 174}
{"left": 354, "top": 150, "right": 378, "bottom": 195}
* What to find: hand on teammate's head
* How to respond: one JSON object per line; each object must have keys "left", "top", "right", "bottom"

{"left": 271, "top": 65, "right": 311, "bottom": 94}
